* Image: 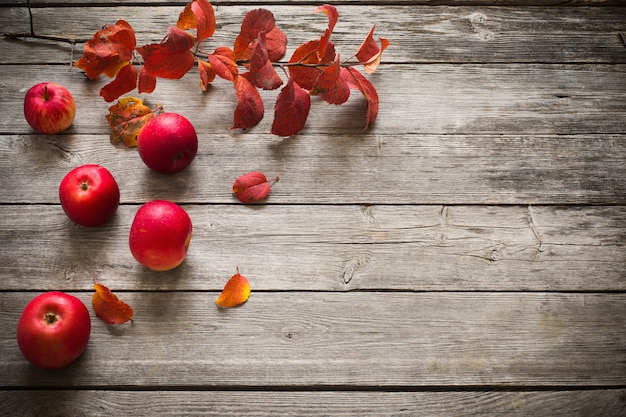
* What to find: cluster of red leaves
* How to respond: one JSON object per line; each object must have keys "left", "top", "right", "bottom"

{"left": 74, "top": 0, "right": 388, "bottom": 136}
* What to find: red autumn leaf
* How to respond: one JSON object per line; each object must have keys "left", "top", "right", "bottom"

{"left": 198, "top": 60, "right": 216, "bottom": 91}
{"left": 314, "top": 4, "right": 339, "bottom": 60}
{"left": 177, "top": 0, "right": 216, "bottom": 42}
{"left": 288, "top": 40, "right": 336, "bottom": 91}
{"left": 100, "top": 63, "right": 138, "bottom": 102}
{"left": 74, "top": 20, "right": 136, "bottom": 79}
{"left": 310, "top": 56, "right": 350, "bottom": 105}
{"left": 232, "top": 76, "right": 264, "bottom": 130}
{"left": 233, "top": 9, "right": 286, "bottom": 63}
{"left": 215, "top": 267, "right": 250, "bottom": 308}
{"left": 341, "top": 67, "right": 379, "bottom": 129}
{"left": 355, "top": 25, "right": 390, "bottom": 74}
{"left": 106, "top": 96, "right": 161, "bottom": 147}
{"left": 242, "top": 32, "right": 283, "bottom": 90}
{"left": 92, "top": 283, "right": 134, "bottom": 324}
{"left": 272, "top": 78, "right": 311, "bottom": 137}
{"left": 232, "top": 171, "right": 278, "bottom": 203}
{"left": 208, "top": 47, "right": 239, "bottom": 82}
{"left": 138, "top": 66, "right": 157, "bottom": 94}
{"left": 137, "top": 26, "right": 195, "bottom": 79}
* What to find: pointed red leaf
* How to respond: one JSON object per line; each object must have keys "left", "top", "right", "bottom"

{"left": 233, "top": 9, "right": 277, "bottom": 61}
{"left": 232, "top": 76, "right": 264, "bottom": 130}
{"left": 137, "top": 26, "right": 195, "bottom": 79}
{"left": 310, "top": 57, "right": 350, "bottom": 105}
{"left": 177, "top": 0, "right": 216, "bottom": 42}
{"left": 100, "top": 63, "right": 138, "bottom": 102}
{"left": 264, "top": 27, "right": 287, "bottom": 62}
{"left": 272, "top": 78, "right": 311, "bottom": 137}
{"left": 74, "top": 20, "right": 136, "bottom": 79}
{"left": 314, "top": 4, "right": 339, "bottom": 60}
{"left": 341, "top": 67, "right": 379, "bottom": 129}
{"left": 288, "top": 40, "right": 336, "bottom": 91}
{"left": 232, "top": 171, "right": 278, "bottom": 203}
{"left": 93, "top": 283, "right": 134, "bottom": 324}
{"left": 208, "top": 47, "right": 239, "bottom": 82}
{"left": 243, "top": 32, "right": 283, "bottom": 90}
{"left": 355, "top": 25, "right": 389, "bottom": 74}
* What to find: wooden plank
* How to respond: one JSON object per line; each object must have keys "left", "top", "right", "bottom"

{"left": 0, "top": 133, "right": 624, "bottom": 205}
{"left": 1, "top": 291, "right": 625, "bottom": 387}
{"left": 1, "top": 64, "right": 625, "bottom": 136}
{"left": 0, "top": 205, "right": 624, "bottom": 292}
{"left": 1, "top": 389, "right": 625, "bottom": 417}
{"left": 2, "top": 6, "right": 626, "bottom": 65}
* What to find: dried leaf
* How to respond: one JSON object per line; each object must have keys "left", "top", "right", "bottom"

{"left": 137, "top": 26, "right": 195, "bottom": 79}
{"left": 93, "top": 283, "right": 134, "bottom": 324}
{"left": 232, "top": 171, "right": 278, "bottom": 203}
{"left": 208, "top": 47, "right": 239, "bottom": 82}
{"left": 74, "top": 20, "right": 136, "bottom": 80}
{"left": 215, "top": 268, "right": 251, "bottom": 308}
{"left": 106, "top": 96, "right": 160, "bottom": 147}
{"left": 232, "top": 76, "right": 264, "bottom": 130}
{"left": 341, "top": 67, "right": 379, "bottom": 129}
{"left": 242, "top": 32, "right": 283, "bottom": 90}
{"left": 310, "top": 56, "right": 350, "bottom": 105}
{"left": 100, "top": 63, "right": 138, "bottom": 102}
{"left": 271, "top": 78, "right": 311, "bottom": 137}
{"left": 355, "top": 25, "right": 389, "bottom": 74}
{"left": 177, "top": 0, "right": 216, "bottom": 42}
{"left": 233, "top": 8, "right": 277, "bottom": 62}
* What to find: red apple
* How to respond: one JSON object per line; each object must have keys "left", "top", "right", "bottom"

{"left": 129, "top": 200, "right": 193, "bottom": 271}
{"left": 137, "top": 112, "right": 198, "bottom": 175}
{"left": 23, "top": 82, "right": 76, "bottom": 134}
{"left": 16, "top": 291, "right": 91, "bottom": 370}
{"left": 59, "top": 164, "right": 120, "bottom": 227}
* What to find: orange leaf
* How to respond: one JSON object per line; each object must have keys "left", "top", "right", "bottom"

{"left": 355, "top": 25, "right": 389, "bottom": 74}
{"left": 310, "top": 56, "right": 350, "bottom": 105}
{"left": 93, "top": 283, "right": 134, "bottom": 324}
{"left": 177, "top": 0, "right": 216, "bottom": 42}
{"left": 314, "top": 4, "right": 339, "bottom": 60}
{"left": 232, "top": 171, "right": 278, "bottom": 203}
{"left": 232, "top": 76, "right": 264, "bottom": 130}
{"left": 137, "top": 26, "right": 195, "bottom": 79}
{"left": 100, "top": 63, "right": 138, "bottom": 102}
{"left": 106, "top": 96, "right": 160, "bottom": 147}
{"left": 341, "top": 67, "right": 379, "bottom": 129}
{"left": 198, "top": 60, "right": 216, "bottom": 91}
{"left": 74, "top": 20, "right": 136, "bottom": 80}
{"left": 208, "top": 47, "right": 239, "bottom": 82}
{"left": 215, "top": 268, "right": 251, "bottom": 308}
{"left": 242, "top": 32, "right": 283, "bottom": 90}
{"left": 272, "top": 78, "right": 311, "bottom": 137}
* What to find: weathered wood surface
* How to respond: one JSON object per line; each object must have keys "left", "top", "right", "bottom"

{"left": 2, "top": 292, "right": 626, "bottom": 387}
{"left": 2, "top": 6, "right": 626, "bottom": 64}
{"left": 1, "top": 205, "right": 624, "bottom": 291}
{"left": 1, "top": 390, "right": 625, "bottom": 417}
{"left": 1, "top": 1, "right": 625, "bottom": 416}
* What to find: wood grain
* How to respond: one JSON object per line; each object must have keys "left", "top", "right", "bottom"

{"left": 1, "top": 291, "right": 625, "bottom": 387}
{"left": 0, "top": 205, "right": 624, "bottom": 291}
{"left": 1, "top": 389, "right": 625, "bottom": 417}
{"left": 2, "top": 6, "right": 626, "bottom": 64}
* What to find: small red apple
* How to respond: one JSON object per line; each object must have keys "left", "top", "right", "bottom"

{"left": 59, "top": 164, "right": 120, "bottom": 227}
{"left": 16, "top": 291, "right": 91, "bottom": 370}
{"left": 23, "top": 82, "right": 76, "bottom": 134}
{"left": 129, "top": 200, "right": 193, "bottom": 271}
{"left": 137, "top": 112, "right": 198, "bottom": 175}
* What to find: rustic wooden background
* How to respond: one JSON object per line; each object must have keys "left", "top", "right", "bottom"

{"left": 0, "top": 0, "right": 625, "bottom": 415}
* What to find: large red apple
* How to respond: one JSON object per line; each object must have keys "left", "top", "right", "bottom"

{"left": 137, "top": 112, "right": 198, "bottom": 175}
{"left": 59, "top": 164, "right": 120, "bottom": 227}
{"left": 129, "top": 200, "right": 193, "bottom": 271}
{"left": 16, "top": 291, "right": 91, "bottom": 370}
{"left": 23, "top": 82, "right": 76, "bottom": 134}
